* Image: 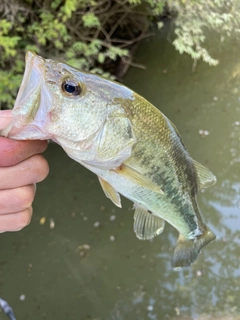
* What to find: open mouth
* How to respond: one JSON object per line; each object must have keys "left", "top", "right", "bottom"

{"left": 0, "top": 52, "right": 47, "bottom": 139}
{"left": 14, "top": 51, "right": 45, "bottom": 112}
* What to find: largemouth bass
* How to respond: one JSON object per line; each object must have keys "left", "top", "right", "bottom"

{"left": 1, "top": 52, "right": 217, "bottom": 268}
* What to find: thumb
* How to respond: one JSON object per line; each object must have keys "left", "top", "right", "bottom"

{"left": 0, "top": 110, "right": 12, "bottom": 130}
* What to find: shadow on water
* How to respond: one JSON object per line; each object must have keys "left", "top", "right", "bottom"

{"left": 0, "top": 24, "right": 240, "bottom": 319}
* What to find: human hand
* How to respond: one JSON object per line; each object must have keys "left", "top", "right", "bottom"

{"left": 0, "top": 110, "right": 49, "bottom": 232}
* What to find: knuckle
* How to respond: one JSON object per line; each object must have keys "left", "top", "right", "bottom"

{"left": 38, "top": 140, "right": 48, "bottom": 153}
{"left": 15, "top": 185, "right": 35, "bottom": 210}
{"left": 31, "top": 155, "right": 50, "bottom": 183}
{"left": 17, "top": 207, "right": 33, "bottom": 230}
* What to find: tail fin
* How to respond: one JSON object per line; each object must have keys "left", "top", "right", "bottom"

{"left": 171, "top": 227, "right": 216, "bottom": 268}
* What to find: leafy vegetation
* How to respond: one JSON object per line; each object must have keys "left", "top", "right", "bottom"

{"left": 0, "top": 0, "right": 240, "bottom": 109}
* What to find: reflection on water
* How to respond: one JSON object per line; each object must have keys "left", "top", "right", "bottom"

{"left": 0, "top": 25, "right": 240, "bottom": 319}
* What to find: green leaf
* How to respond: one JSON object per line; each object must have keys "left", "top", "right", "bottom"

{"left": 98, "top": 52, "right": 105, "bottom": 64}
{"left": 82, "top": 13, "right": 100, "bottom": 28}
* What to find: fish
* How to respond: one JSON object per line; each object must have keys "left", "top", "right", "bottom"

{"left": 1, "top": 51, "right": 217, "bottom": 268}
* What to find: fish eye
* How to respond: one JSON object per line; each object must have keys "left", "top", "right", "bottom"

{"left": 61, "top": 79, "right": 81, "bottom": 96}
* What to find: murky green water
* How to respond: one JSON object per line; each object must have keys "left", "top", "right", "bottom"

{"left": 1, "top": 25, "right": 240, "bottom": 320}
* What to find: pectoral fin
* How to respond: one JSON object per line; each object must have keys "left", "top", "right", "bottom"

{"left": 193, "top": 160, "right": 217, "bottom": 189}
{"left": 133, "top": 206, "right": 165, "bottom": 240}
{"left": 96, "top": 115, "right": 136, "bottom": 166}
{"left": 98, "top": 177, "right": 121, "bottom": 208}
{"left": 113, "top": 164, "right": 164, "bottom": 195}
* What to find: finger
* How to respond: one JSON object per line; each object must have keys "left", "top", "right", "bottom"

{"left": 0, "top": 184, "right": 36, "bottom": 214}
{"left": 0, "top": 110, "right": 12, "bottom": 130}
{"left": 0, "top": 207, "right": 33, "bottom": 233}
{"left": 0, "top": 155, "right": 49, "bottom": 189}
{"left": 0, "top": 137, "right": 48, "bottom": 166}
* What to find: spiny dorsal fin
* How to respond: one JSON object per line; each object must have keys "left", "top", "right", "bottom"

{"left": 192, "top": 160, "right": 217, "bottom": 189}
{"left": 133, "top": 206, "right": 165, "bottom": 240}
{"left": 98, "top": 177, "right": 121, "bottom": 208}
{"left": 113, "top": 164, "right": 164, "bottom": 195}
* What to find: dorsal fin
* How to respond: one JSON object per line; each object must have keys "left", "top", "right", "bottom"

{"left": 113, "top": 164, "right": 164, "bottom": 195}
{"left": 192, "top": 160, "right": 217, "bottom": 189}
{"left": 98, "top": 177, "right": 121, "bottom": 208}
{"left": 133, "top": 206, "right": 165, "bottom": 240}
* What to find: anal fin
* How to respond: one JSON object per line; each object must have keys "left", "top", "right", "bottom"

{"left": 113, "top": 164, "right": 164, "bottom": 195}
{"left": 133, "top": 206, "right": 165, "bottom": 240}
{"left": 98, "top": 177, "right": 121, "bottom": 208}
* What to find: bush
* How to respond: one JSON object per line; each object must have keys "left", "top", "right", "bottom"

{"left": 168, "top": 0, "right": 240, "bottom": 67}
{"left": 0, "top": 0, "right": 152, "bottom": 108}
{"left": 0, "top": 0, "right": 240, "bottom": 109}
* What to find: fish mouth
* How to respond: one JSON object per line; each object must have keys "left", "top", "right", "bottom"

{"left": 1, "top": 51, "right": 51, "bottom": 139}
{"left": 15, "top": 51, "right": 45, "bottom": 110}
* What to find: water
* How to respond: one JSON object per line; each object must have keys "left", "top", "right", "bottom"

{"left": 0, "top": 26, "right": 240, "bottom": 319}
